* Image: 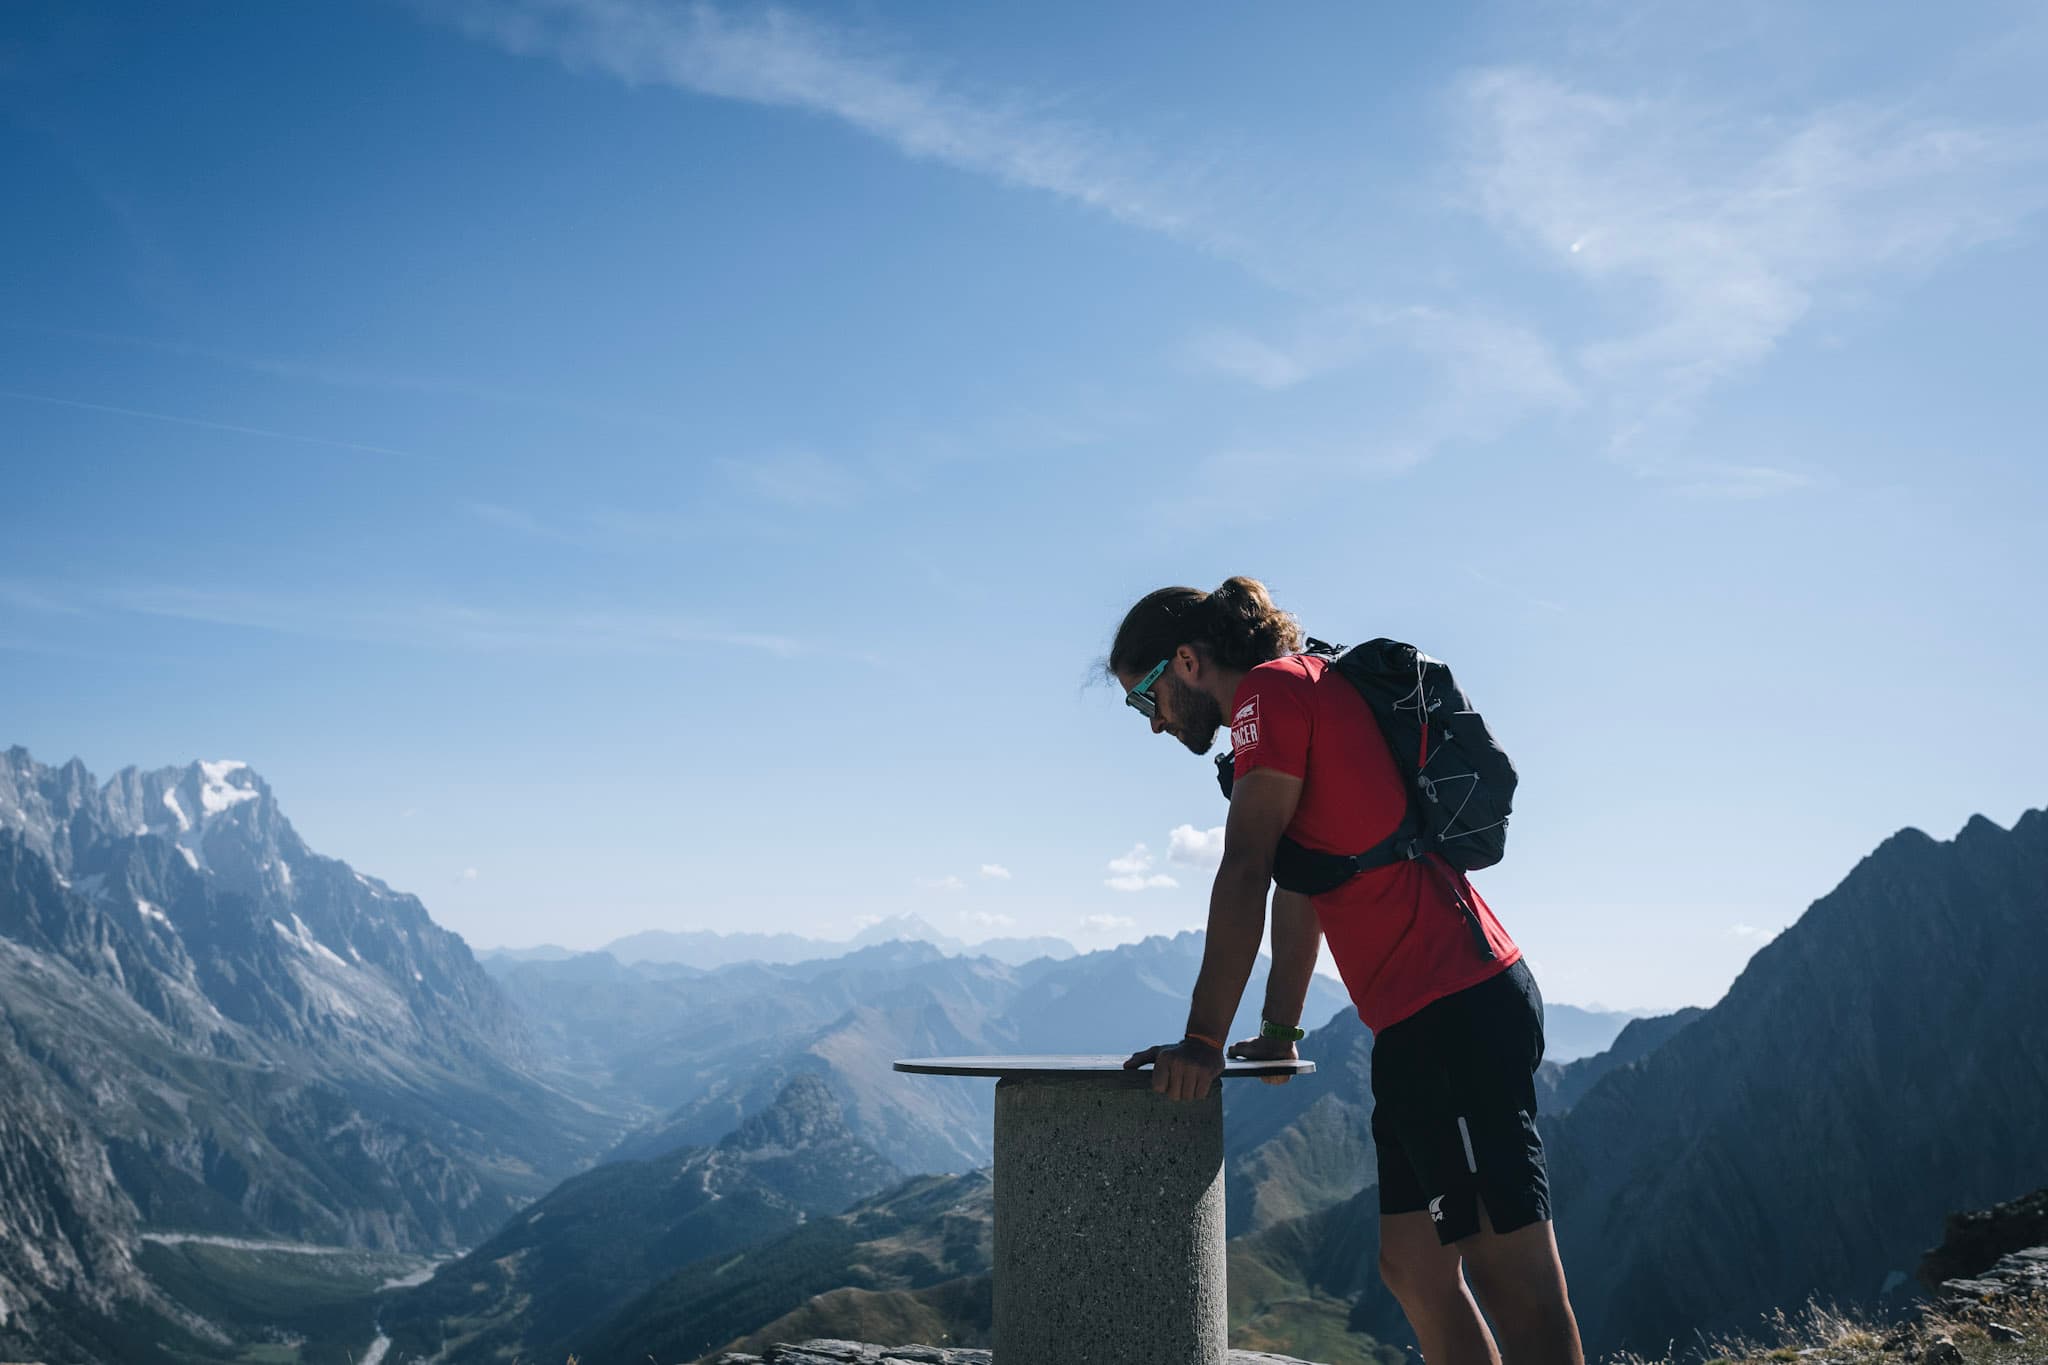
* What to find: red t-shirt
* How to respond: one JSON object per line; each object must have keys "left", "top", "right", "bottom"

{"left": 1231, "top": 654, "right": 1519, "bottom": 1033}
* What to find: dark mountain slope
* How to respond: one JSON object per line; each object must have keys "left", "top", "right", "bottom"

{"left": 1324, "top": 809, "right": 2048, "bottom": 1354}
{"left": 576, "top": 1170, "right": 995, "bottom": 1364}
{"left": 1547, "top": 811, "right": 2048, "bottom": 1351}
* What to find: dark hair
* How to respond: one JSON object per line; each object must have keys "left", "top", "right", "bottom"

{"left": 1106, "top": 577, "right": 1303, "bottom": 679}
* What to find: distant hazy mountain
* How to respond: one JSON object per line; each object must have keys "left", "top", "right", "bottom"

{"left": 382, "top": 1075, "right": 901, "bottom": 1365}
{"left": 594, "top": 912, "right": 1077, "bottom": 970}
{"left": 1538, "top": 1001, "right": 1643, "bottom": 1061}
{"left": 0, "top": 747, "right": 619, "bottom": 1361}
{"left": 589, "top": 932, "right": 1356, "bottom": 1173}
{"left": 474, "top": 942, "right": 580, "bottom": 962}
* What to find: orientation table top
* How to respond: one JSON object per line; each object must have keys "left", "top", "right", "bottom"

{"left": 894, "top": 1054, "right": 1317, "bottom": 1079}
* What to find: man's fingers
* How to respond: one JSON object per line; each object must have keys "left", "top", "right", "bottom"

{"left": 1124, "top": 1045, "right": 1162, "bottom": 1070}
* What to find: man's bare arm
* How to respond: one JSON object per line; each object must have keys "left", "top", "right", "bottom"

{"left": 1261, "top": 889, "right": 1322, "bottom": 1031}
{"left": 1184, "top": 767, "right": 1305, "bottom": 1045}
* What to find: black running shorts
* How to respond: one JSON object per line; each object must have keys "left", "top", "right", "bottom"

{"left": 1371, "top": 958, "right": 1552, "bottom": 1246}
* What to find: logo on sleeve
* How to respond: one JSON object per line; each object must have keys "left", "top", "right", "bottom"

{"left": 1230, "top": 696, "right": 1260, "bottom": 755}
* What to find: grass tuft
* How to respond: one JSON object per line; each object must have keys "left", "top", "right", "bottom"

{"left": 1607, "top": 1287, "right": 2048, "bottom": 1365}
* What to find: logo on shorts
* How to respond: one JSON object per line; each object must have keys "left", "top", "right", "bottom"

{"left": 1427, "top": 1195, "right": 1445, "bottom": 1224}
{"left": 1230, "top": 696, "right": 1260, "bottom": 754}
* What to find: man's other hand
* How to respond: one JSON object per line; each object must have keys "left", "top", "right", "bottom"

{"left": 1227, "top": 1033, "right": 1299, "bottom": 1086}
{"left": 1123, "top": 1038, "right": 1226, "bottom": 1101}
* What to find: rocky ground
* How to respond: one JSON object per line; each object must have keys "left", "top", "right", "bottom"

{"left": 711, "top": 1342, "right": 1324, "bottom": 1364}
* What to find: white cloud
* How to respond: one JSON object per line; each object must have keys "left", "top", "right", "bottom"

{"left": 960, "top": 910, "right": 1016, "bottom": 930}
{"left": 978, "top": 863, "right": 1012, "bottom": 880}
{"left": 29, "top": 581, "right": 808, "bottom": 659}
{"left": 1097, "top": 843, "right": 1179, "bottom": 896}
{"left": 440, "top": 0, "right": 1231, "bottom": 254}
{"left": 852, "top": 914, "right": 883, "bottom": 931}
{"left": 1167, "top": 824, "right": 1226, "bottom": 868}
{"left": 915, "top": 874, "right": 967, "bottom": 892}
{"left": 1080, "top": 913, "right": 1136, "bottom": 933}
{"left": 1456, "top": 67, "right": 2046, "bottom": 464}
{"left": 1170, "top": 304, "right": 1581, "bottom": 498}
{"left": 1104, "top": 843, "right": 1179, "bottom": 892}
{"left": 1180, "top": 327, "right": 1325, "bottom": 391}
{"left": 460, "top": 867, "right": 479, "bottom": 881}
{"left": 1730, "top": 922, "right": 1779, "bottom": 941}
{"left": 1107, "top": 844, "right": 1153, "bottom": 876}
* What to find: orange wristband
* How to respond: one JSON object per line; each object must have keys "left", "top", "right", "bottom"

{"left": 1183, "top": 1031, "right": 1224, "bottom": 1050}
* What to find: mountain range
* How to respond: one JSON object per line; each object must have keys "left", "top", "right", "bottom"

{"left": 494, "top": 931, "right": 1361, "bottom": 1174}
{"left": 538, "top": 806, "right": 2045, "bottom": 1363}
{"left": 0, "top": 749, "right": 619, "bottom": 1360}
{"left": 10, "top": 740, "right": 2026, "bottom": 1365}
{"left": 588, "top": 914, "right": 1079, "bottom": 969}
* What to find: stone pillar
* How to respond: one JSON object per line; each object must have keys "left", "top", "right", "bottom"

{"left": 993, "top": 1073, "right": 1227, "bottom": 1365}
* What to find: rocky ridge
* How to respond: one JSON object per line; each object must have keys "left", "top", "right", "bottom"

{"left": 710, "top": 1343, "right": 1326, "bottom": 1365}
{"left": 0, "top": 746, "right": 616, "bottom": 1360}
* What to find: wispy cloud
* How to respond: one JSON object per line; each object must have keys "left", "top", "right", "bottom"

{"left": 978, "top": 863, "right": 1012, "bottom": 881}
{"left": 9, "top": 580, "right": 804, "bottom": 658}
{"left": 960, "top": 909, "right": 1015, "bottom": 930}
{"left": 0, "top": 581, "right": 87, "bottom": 615}
{"left": 915, "top": 874, "right": 967, "bottom": 892}
{"left": 719, "top": 450, "right": 863, "bottom": 510}
{"left": 0, "top": 322, "right": 690, "bottom": 435}
{"left": 437, "top": 0, "right": 1235, "bottom": 254}
{"left": 1105, "top": 843, "right": 1177, "bottom": 893}
{"left": 1730, "top": 921, "right": 1779, "bottom": 941}
{"left": 464, "top": 502, "right": 593, "bottom": 545}
{"left": 1173, "top": 303, "right": 1582, "bottom": 496}
{"left": 1456, "top": 67, "right": 2047, "bottom": 461}
{"left": 0, "top": 388, "right": 415, "bottom": 459}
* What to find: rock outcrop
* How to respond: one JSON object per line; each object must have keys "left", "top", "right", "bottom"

{"left": 1919, "top": 1186, "right": 2048, "bottom": 1292}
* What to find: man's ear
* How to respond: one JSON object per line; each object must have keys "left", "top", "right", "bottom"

{"left": 1174, "top": 642, "right": 1203, "bottom": 678}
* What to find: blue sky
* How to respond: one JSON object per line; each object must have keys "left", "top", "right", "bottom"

{"left": 3, "top": 0, "right": 2043, "bottom": 1011}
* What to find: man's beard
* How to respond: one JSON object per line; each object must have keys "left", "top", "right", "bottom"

{"left": 1163, "top": 675, "right": 1224, "bottom": 756}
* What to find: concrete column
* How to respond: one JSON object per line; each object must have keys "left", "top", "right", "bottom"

{"left": 993, "top": 1073, "right": 1227, "bottom": 1365}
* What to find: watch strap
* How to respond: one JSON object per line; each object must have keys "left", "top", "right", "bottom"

{"left": 1259, "top": 1018, "right": 1306, "bottom": 1042}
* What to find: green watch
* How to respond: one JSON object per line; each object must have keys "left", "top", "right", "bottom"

{"left": 1259, "top": 1018, "right": 1306, "bottom": 1043}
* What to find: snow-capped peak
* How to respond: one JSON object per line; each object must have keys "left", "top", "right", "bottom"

{"left": 196, "top": 760, "right": 259, "bottom": 816}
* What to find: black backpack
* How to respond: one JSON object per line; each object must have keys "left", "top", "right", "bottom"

{"left": 1215, "top": 637, "right": 1518, "bottom": 903}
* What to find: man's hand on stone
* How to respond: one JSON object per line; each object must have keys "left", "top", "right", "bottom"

{"left": 1228, "top": 1034, "right": 1299, "bottom": 1086}
{"left": 1123, "top": 1038, "right": 1226, "bottom": 1101}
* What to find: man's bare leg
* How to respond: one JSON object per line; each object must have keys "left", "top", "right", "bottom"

{"left": 1456, "top": 1204, "right": 1584, "bottom": 1365}
{"left": 1379, "top": 1210, "right": 1501, "bottom": 1365}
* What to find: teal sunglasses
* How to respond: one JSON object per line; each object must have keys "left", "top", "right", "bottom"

{"left": 1124, "top": 658, "right": 1170, "bottom": 719}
